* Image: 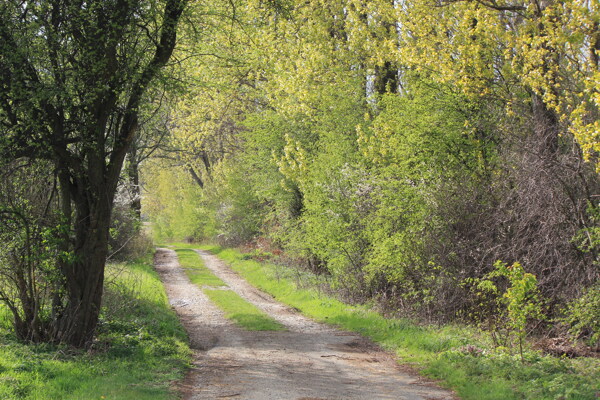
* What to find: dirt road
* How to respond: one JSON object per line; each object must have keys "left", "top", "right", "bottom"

{"left": 154, "top": 248, "right": 455, "bottom": 400}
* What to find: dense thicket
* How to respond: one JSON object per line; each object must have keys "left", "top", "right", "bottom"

{"left": 145, "top": 0, "right": 600, "bottom": 342}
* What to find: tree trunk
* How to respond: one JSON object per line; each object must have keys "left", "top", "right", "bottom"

{"left": 52, "top": 186, "right": 113, "bottom": 347}
{"left": 188, "top": 166, "right": 204, "bottom": 189}
{"left": 128, "top": 146, "right": 142, "bottom": 221}
{"left": 0, "top": 0, "right": 187, "bottom": 347}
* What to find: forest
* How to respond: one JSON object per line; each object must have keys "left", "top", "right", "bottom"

{"left": 0, "top": 0, "right": 599, "bottom": 397}
{"left": 145, "top": 0, "right": 600, "bottom": 347}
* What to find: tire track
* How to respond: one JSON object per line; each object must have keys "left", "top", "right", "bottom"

{"left": 155, "top": 248, "right": 455, "bottom": 400}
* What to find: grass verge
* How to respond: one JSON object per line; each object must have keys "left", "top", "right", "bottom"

{"left": 204, "top": 289, "right": 285, "bottom": 331}
{"left": 174, "top": 248, "right": 226, "bottom": 287}
{"left": 167, "top": 244, "right": 284, "bottom": 331}
{"left": 0, "top": 256, "right": 190, "bottom": 400}
{"left": 198, "top": 244, "right": 600, "bottom": 400}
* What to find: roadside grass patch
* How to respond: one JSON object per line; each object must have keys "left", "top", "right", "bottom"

{"left": 174, "top": 248, "right": 225, "bottom": 287}
{"left": 199, "top": 244, "right": 600, "bottom": 400}
{"left": 0, "top": 256, "right": 190, "bottom": 400}
{"left": 156, "top": 242, "right": 201, "bottom": 250}
{"left": 169, "top": 245, "right": 284, "bottom": 331}
{"left": 204, "top": 289, "right": 285, "bottom": 331}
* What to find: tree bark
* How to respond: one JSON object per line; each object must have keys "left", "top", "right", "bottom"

{"left": 128, "top": 146, "right": 142, "bottom": 221}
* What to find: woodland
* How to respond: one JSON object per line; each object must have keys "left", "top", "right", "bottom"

{"left": 0, "top": 0, "right": 599, "bottom": 358}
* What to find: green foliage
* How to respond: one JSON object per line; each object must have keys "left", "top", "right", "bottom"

{"left": 359, "top": 86, "right": 487, "bottom": 299}
{"left": 573, "top": 203, "right": 600, "bottom": 258}
{"left": 493, "top": 262, "right": 543, "bottom": 339}
{"left": 144, "top": 0, "right": 599, "bottom": 346}
{"left": 563, "top": 284, "right": 600, "bottom": 348}
{"left": 206, "top": 159, "right": 265, "bottom": 245}
{"left": 468, "top": 261, "right": 544, "bottom": 360}
{"left": 144, "top": 164, "right": 206, "bottom": 241}
{"left": 0, "top": 161, "right": 68, "bottom": 341}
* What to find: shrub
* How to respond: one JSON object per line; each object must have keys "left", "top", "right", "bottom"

{"left": 467, "top": 261, "right": 544, "bottom": 361}
{"left": 563, "top": 284, "right": 600, "bottom": 349}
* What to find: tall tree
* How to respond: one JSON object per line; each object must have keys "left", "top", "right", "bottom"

{"left": 0, "top": 0, "right": 187, "bottom": 347}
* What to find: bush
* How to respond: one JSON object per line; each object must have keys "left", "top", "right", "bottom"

{"left": 563, "top": 284, "right": 600, "bottom": 349}
{"left": 467, "top": 261, "right": 544, "bottom": 361}
{"left": 0, "top": 160, "right": 64, "bottom": 342}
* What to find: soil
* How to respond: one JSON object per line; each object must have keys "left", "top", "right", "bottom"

{"left": 533, "top": 337, "right": 600, "bottom": 358}
{"left": 154, "top": 248, "right": 456, "bottom": 400}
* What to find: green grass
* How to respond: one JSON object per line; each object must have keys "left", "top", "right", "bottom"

{"left": 204, "top": 289, "right": 285, "bottom": 331}
{"left": 198, "top": 244, "right": 600, "bottom": 400}
{"left": 156, "top": 242, "right": 203, "bottom": 250}
{"left": 0, "top": 256, "right": 190, "bottom": 400}
{"left": 168, "top": 245, "right": 284, "bottom": 331}
{"left": 174, "top": 248, "right": 226, "bottom": 287}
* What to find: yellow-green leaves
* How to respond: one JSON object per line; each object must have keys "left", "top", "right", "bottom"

{"left": 398, "top": 0, "right": 600, "bottom": 168}
{"left": 276, "top": 134, "right": 309, "bottom": 191}
{"left": 472, "top": 261, "right": 544, "bottom": 361}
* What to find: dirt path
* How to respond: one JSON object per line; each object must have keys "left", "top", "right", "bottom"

{"left": 154, "top": 248, "right": 455, "bottom": 400}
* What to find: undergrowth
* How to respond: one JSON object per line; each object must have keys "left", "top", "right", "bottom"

{"left": 0, "top": 256, "right": 190, "bottom": 400}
